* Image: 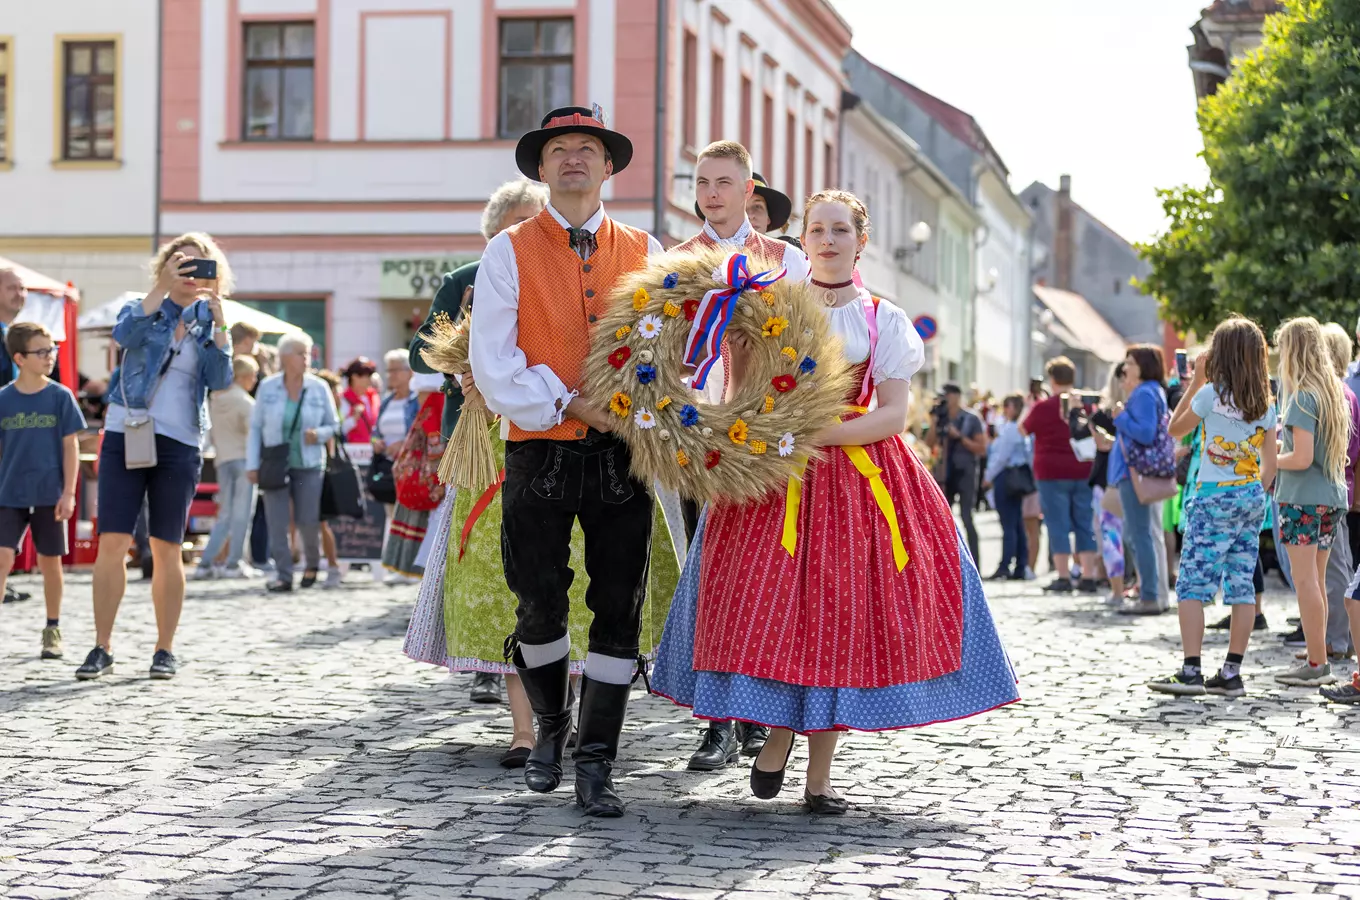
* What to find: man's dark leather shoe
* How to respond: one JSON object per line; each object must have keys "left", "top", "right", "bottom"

{"left": 687, "top": 721, "right": 740, "bottom": 771}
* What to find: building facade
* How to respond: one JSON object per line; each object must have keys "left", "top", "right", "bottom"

{"left": 844, "top": 50, "right": 1033, "bottom": 394}
{"left": 1021, "top": 175, "right": 1159, "bottom": 386}
{"left": 839, "top": 96, "right": 976, "bottom": 391}
{"left": 1188, "top": 0, "right": 1281, "bottom": 99}
{"left": 0, "top": 0, "right": 851, "bottom": 371}
{"left": 0, "top": 0, "right": 161, "bottom": 370}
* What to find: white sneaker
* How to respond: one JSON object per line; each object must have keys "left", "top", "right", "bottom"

{"left": 219, "top": 563, "right": 258, "bottom": 580}
{"left": 190, "top": 566, "right": 217, "bottom": 581}
{"left": 324, "top": 567, "right": 343, "bottom": 589}
{"left": 1023, "top": 567, "right": 1037, "bottom": 581}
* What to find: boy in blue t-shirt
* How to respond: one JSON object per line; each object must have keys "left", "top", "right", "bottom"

{"left": 0, "top": 322, "right": 87, "bottom": 661}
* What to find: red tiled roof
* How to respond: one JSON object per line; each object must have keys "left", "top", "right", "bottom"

{"left": 856, "top": 56, "right": 1009, "bottom": 177}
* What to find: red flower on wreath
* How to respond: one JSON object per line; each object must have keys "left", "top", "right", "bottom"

{"left": 683, "top": 299, "right": 700, "bottom": 321}
{"left": 771, "top": 374, "right": 797, "bottom": 393}
{"left": 705, "top": 449, "right": 722, "bottom": 469}
{"left": 608, "top": 346, "right": 632, "bottom": 369}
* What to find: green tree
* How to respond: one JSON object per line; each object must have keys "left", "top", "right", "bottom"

{"left": 1139, "top": 0, "right": 1360, "bottom": 337}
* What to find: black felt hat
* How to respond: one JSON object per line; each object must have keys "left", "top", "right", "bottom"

{"left": 515, "top": 105, "right": 633, "bottom": 182}
{"left": 692, "top": 172, "right": 793, "bottom": 233}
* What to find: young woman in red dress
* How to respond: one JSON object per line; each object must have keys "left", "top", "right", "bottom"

{"left": 652, "top": 191, "right": 1019, "bottom": 814}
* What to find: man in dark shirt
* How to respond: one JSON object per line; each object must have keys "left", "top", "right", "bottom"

{"left": 932, "top": 383, "right": 987, "bottom": 564}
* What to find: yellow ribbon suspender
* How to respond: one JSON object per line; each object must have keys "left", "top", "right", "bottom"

{"left": 780, "top": 412, "right": 910, "bottom": 571}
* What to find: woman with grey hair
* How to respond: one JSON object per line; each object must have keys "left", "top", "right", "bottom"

{"left": 247, "top": 332, "right": 340, "bottom": 593}
{"left": 403, "top": 179, "right": 548, "bottom": 718}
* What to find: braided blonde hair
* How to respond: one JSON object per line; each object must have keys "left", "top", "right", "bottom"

{"left": 1276, "top": 317, "right": 1350, "bottom": 486}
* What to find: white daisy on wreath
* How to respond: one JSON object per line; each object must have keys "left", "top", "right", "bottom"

{"left": 635, "top": 408, "right": 657, "bottom": 430}
{"left": 637, "top": 314, "right": 664, "bottom": 339}
{"left": 778, "top": 432, "right": 795, "bottom": 457}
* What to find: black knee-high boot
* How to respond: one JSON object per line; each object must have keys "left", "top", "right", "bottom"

{"left": 572, "top": 675, "right": 632, "bottom": 818}
{"left": 513, "top": 650, "right": 572, "bottom": 794}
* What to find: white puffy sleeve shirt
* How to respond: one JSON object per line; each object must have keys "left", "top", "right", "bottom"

{"left": 469, "top": 204, "right": 663, "bottom": 433}
{"left": 826, "top": 292, "right": 926, "bottom": 385}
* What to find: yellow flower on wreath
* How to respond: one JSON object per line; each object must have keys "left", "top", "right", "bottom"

{"left": 632, "top": 288, "right": 650, "bottom": 311}
{"left": 615, "top": 325, "right": 632, "bottom": 340}
{"left": 760, "top": 290, "right": 776, "bottom": 306}
{"left": 781, "top": 346, "right": 797, "bottom": 361}
{"left": 662, "top": 300, "right": 683, "bottom": 318}
{"left": 749, "top": 439, "right": 768, "bottom": 455}
{"left": 609, "top": 392, "right": 633, "bottom": 418}
{"left": 728, "top": 418, "right": 749, "bottom": 445}
{"left": 676, "top": 449, "right": 690, "bottom": 467}
{"left": 762, "top": 316, "right": 789, "bottom": 338}
{"left": 763, "top": 395, "right": 776, "bottom": 414}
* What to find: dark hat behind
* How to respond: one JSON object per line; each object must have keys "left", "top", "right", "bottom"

{"left": 514, "top": 105, "right": 633, "bottom": 182}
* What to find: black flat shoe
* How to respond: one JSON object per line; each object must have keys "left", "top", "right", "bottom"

{"left": 750, "top": 734, "right": 795, "bottom": 800}
{"left": 300, "top": 569, "right": 319, "bottom": 588}
{"left": 265, "top": 580, "right": 293, "bottom": 594}
{"left": 499, "top": 745, "right": 532, "bottom": 769}
{"left": 803, "top": 789, "right": 849, "bottom": 815}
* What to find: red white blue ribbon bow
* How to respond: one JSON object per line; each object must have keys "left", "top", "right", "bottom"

{"left": 682, "top": 252, "right": 786, "bottom": 390}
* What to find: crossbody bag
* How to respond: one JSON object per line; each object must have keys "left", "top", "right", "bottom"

{"left": 118, "top": 333, "right": 190, "bottom": 470}
{"left": 258, "top": 386, "right": 307, "bottom": 490}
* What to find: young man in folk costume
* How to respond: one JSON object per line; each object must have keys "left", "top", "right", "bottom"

{"left": 691, "top": 160, "right": 795, "bottom": 240}
{"left": 683, "top": 143, "right": 806, "bottom": 278}
{"left": 469, "top": 106, "right": 664, "bottom": 818}
{"left": 672, "top": 140, "right": 809, "bottom": 773}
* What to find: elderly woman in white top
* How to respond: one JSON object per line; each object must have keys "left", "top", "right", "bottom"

{"left": 246, "top": 332, "right": 339, "bottom": 593}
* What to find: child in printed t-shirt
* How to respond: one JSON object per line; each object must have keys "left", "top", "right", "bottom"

{"left": 1148, "top": 317, "right": 1276, "bottom": 698}
{"left": 0, "top": 323, "right": 87, "bottom": 661}
{"left": 1273, "top": 316, "right": 1350, "bottom": 689}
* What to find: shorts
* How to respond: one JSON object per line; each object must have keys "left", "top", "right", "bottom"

{"left": 1036, "top": 478, "right": 1097, "bottom": 556}
{"left": 1176, "top": 485, "right": 1265, "bottom": 605}
{"left": 1277, "top": 503, "right": 1343, "bottom": 550}
{"left": 0, "top": 506, "right": 68, "bottom": 557}
{"left": 97, "top": 431, "right": 203, "bottom": 543}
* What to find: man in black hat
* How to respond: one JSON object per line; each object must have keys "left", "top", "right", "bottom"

{"left": 469, "top": 105, "right": 662, "bottom": 818}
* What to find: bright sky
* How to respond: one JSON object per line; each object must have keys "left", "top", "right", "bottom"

{"left": 831, "top": 0, "right": 1213, "bottom": 244}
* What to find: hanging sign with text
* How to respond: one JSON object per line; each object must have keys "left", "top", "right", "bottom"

{"left": 380, "top": 256, "right": 479, "bottom": 300}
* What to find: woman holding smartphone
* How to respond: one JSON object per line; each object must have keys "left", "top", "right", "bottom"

{"left": 76, "top": 233, "right": 235, "bottom": 681}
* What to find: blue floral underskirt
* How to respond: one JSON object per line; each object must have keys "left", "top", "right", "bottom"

{"left": 651, "top": 512, "right": 1020, "bottom": 734}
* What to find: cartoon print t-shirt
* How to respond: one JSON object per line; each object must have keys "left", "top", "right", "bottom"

{"left": 1190, "top": 383, "right": 1277, "bottom": 492}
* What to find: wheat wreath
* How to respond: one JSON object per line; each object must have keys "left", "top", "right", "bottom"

{"left": 584, "top": 246, "right": 853, "bottom": 503}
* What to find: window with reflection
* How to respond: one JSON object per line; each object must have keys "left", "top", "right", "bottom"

{"left": 498, "top": 19, "right": 573, "bottom": 139}
{"left": 243, "top": 22, "right": 315, "bottom": 141}
{"left": 62, "top": 41, "right": 117, "bottom": 160}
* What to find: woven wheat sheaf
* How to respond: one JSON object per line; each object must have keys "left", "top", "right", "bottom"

{"left": 584, "top": 246, "right": 852, "bottom": 503}
{"left": 418, "top": 312, "right": 499, "bottom": 491}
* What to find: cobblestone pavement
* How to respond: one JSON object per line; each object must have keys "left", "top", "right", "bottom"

{"left": 1, "top": 514, "right": 1358, "bottom": 900}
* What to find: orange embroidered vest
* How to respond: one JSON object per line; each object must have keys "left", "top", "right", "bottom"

{"left": 507, "top": 208, "right": 651, "bottom": 441}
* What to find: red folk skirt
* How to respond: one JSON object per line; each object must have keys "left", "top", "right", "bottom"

{"left": 694, "top": 423, "right": 965, "bottom": 689}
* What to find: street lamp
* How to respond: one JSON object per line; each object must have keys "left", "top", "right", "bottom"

{"left": 892, "top": 221, "right": 934, "bottom": 263}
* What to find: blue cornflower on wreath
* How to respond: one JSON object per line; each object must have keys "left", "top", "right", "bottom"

{"left": 636, "top": 363, "right": 657, "bottom": 385}
{"left": 662, "top": 272, "right": 679, "bottom": 289}
{"left": 799, "top": 356, "right": 817, "bottom": 375}
{"left": 679, "top": 404, "right": 700, "bottom": 427}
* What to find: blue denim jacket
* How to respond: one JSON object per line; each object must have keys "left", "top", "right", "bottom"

{"left": 1109, "top": 381, "right": 1167, "bottom": 486}
{"left": 106, "top": 297, "right": 234, "bottom": 431}
{"left": 247, "top": 373, "right": 340, "bottom": 471}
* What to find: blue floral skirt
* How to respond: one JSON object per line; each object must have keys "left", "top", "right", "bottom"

{"left": 651, "top": 511, "right": 1020, "bottom": 734}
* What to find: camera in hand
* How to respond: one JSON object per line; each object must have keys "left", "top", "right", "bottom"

{"left": 931, "top": 393, "right": 950, "bottom": 433}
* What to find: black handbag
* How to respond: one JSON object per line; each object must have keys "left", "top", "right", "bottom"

{"left": 1001, "top": 463, "right": 1037, "bottom": 499}
{"left": 321, "top": 442, "right": 367, "bottom": 519}
{"left": 259, "top": 389, "right": 305, "bottom": 491}
{"left": 367, "top": 452, "right": 397, "bottom": 504}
